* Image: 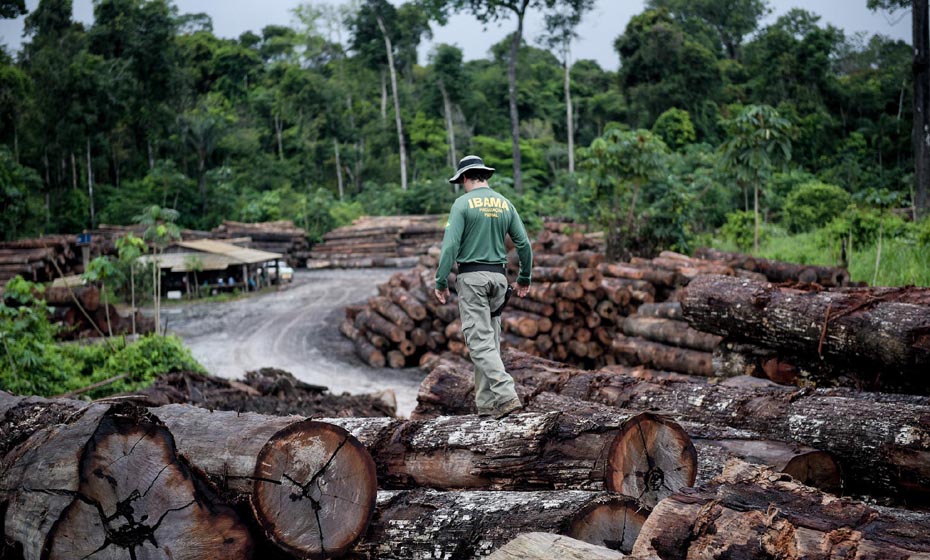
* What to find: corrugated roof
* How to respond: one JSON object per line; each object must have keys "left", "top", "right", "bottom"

{"left": 138, "top": 252, "right": 235, "bottom": 272}
{"left": 175, "top": 239, "right": 282, "bottom": 264}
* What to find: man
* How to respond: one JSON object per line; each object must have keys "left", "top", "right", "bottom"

{"left": 434, "top": 155, "right": 533, "bottom": 419}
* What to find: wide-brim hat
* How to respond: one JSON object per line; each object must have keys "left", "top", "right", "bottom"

{"left": 448, "top": 155, "right": 495, "bottom": 184}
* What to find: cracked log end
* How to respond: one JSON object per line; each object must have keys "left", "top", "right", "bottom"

{"left": 606, "top": 412, "right": 697, "bottom": 508}
{"left": 567, "top": 496, "right": 649, "bottom": 553}
{"left": 252, "top": 420, "right": 377, "bottom": 559}
{"left": 36, "top": 407, "right": 253, "bottom": 559}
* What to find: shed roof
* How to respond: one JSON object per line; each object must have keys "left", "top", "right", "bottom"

{"left": 138, "top": 252, "right": 236, "bottom": 272}
{"left": 176, "top": 239, "right": 282, "bottom": 264}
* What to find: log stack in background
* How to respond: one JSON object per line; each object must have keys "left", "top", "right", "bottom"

{"left": 40, "top": 281, "right": 156, "bottom": 338}
{"left": 0, "top": 236, "right": 85, "bottom": 284}
{"left": 212, "top": 220, "right": 309, "bottom": 267}
{"left": 307, "top": 215, "right": 445, "bottom": 269}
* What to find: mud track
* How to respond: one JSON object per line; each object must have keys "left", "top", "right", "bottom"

{"left": 166, "top": 269, "right": 424, "bottom": 417}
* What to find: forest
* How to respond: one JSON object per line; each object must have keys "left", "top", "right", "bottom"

{"left": 1, "top": 0, "right": 929, "bottom": 284}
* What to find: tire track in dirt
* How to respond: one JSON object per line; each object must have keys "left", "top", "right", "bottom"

{"left": 166, "top": 269, "right": 425, "bottom": 417}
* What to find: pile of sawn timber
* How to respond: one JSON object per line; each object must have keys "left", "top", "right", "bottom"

{"left": 340, "top": 221, "right": 861, "bottom": 387}
{"left": 307, "top": 215, "right": 445, "bottom": 269}
{"left": 409, "top": 348, "right": 930, "bottom": 557}
{"left": 0, "top": 235, "right": 86, "bottom": 284}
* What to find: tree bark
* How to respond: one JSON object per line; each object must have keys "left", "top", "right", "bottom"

{"left": 86, "top": 137, "right": 94, "bottom": 228}
{"left": 632, "top": 460, "right": 930, "bottom": 559}
{"left": 438, "top": 78, "right": 457, "bottom": 170}
{"left": 488, "top": 532, "right": 626, "bottom": 560}
{"left": 694, "top": 247, "right": 850, "bottom": 286}
{"left": 913, "top": 0, "right": 929, "bottom": 218}
{"left": 376, "top": 14, "right": 408, "bottom": 191}
{"left": 0, "top": 394, "right": 253, "bottom": 560}
{"left": 417, "top": 349, "right": 929, "bottom": 501}
{"left": 525, "top": 392, "right": 841, "bottom": 493}
{"left": 151, "top": 404, "right": 377, "bottom": 559}
{"left": 341, "top": 319, "right": 386, "bottom": 368}
{"left": 324, "top": 410, "right": 696, "bottom": 508}
{"left": 274, "top": 112, "right": 284, "bottom": 161}
{"left": 564, "top": 47, "right": 575, "bottom": 173}
{"left": 622, "top": 316, "right": 721, "bottom": 352}
{"left": 611, "top": 334, "right": 714, "bottom": 376}
{"left": 507, "top": 2, "right": 530, "bottom": 192}
{"left": 334, "top": 138, "right": 344, "bottom": 200}
{"left": 682, "top": 274, "right": 930, "bottom": 377}
{"left": 355, "top": 489, "right": 648, "bottom": 558}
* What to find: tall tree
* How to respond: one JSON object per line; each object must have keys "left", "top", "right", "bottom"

{"left": 429, "top": 0, "right": 591, "bottom": 191}
{"left": 647, "top": 0, "right": 769, "bottom": 60}
{"left": 868, "top": 0, "right": 929, "bottom": 218}
{"left": 542, "top": 0, "right": 594, "bottom": 173}
{"left": 719, "top": 104, "right": 793, "bottom": 253}
{"left": 429, "top": 44, "right": 465, "bottom": 174}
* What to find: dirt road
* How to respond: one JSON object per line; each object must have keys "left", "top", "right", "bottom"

{"left": 166, "top": 269, "right": 425, "bottom": 417}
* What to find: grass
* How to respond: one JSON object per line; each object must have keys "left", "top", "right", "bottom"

{"left": 707, "top": 232, "right": 930, "bottom": 287}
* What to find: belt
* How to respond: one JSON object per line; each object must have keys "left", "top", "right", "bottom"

{"left": 457, "top": 262, "right": 506, "bottom": 275}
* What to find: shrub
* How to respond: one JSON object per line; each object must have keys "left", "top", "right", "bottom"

{"left": 720, "top": 210, "right": 761, "bottom": 250}
{"left": 784, "top": 181, "right": 850, "bottom": 232}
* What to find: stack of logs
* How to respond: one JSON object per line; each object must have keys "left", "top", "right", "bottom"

{"left": 341, "top": 219, "right": 852, "bottom": 378}
{"left": 212, "top": 220, "right": 310, "bottom": 267}
{"left": 308, "top": 215, "right": 445, "bottom": 269}
{"left": 0, "top": 236, "right": 84, "bottom": 284}
{"left": 40, "top": 281, "right": 155, "bottom": 339}
{"left": 410, "top": 348, "right": 930, "bottom": 557}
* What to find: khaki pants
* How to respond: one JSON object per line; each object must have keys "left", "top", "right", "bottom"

{"left": 455, "top": 271, "right": 519, "bottom": 413}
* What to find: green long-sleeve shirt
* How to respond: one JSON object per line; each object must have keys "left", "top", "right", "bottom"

{"left": 435, "top": 186, "right": 533, "bottom": 290}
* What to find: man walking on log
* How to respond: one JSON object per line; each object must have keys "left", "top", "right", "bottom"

{"left": 435, "top": 155, "right": 533, "bottom": 419}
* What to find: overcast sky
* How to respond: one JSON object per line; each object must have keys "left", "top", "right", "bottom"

{"left": 0, "top": 0, "right": 914, "bottom": 69}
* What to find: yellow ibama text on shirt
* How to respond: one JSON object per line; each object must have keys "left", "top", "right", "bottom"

{"left": 468, "top": 197, "right": 510, "bottom": 211}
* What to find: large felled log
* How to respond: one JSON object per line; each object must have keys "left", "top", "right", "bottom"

{"left": 487, "top": 533, "right": 627, "bottom": 560}
{"left": 635, "top": 301, "right": 682, "bottom": 320}
{"left": 632, "top": 460, "right": 930, "bottom": 559}
{"left": 355, "top": 308, "right": 406, "bottom": 343}
{"left": 524, "top": 392, "right": 842, "bottom": 494}
{"left": 682, "top": 274, "right": 930, "bottom": 378}
{"left": 151, "top": 404, "right": 377, "bottom": 559}
{"left": 369, "top": 295, "right": 415, "bottom": 331}
{"left": 622, "top": 315, "right": 722, "bottom": 352}
{"left": 597, "top": 262, "right": 677, "bottom": 287}
{"left": 611, "top": 334, "right": 714, "bottom": 376}
{"left": 0, "top": 394, "right": 253, "bottom": 560}
{"left": 355, "top": 490, "right": 648, "bottom": 558}
{"left": 324, "top": 410, "right": 696, "bottom": 507}
{"left": 341, "top": 319, "right": 387, "bottom": 368}
{"left": 695, "top": 247, "right": 851, "bottom": 286}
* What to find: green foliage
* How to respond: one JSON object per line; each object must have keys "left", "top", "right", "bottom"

{"left": 0, "top": 146, "right": 45, "bottom": 240}
{"left": 652, "top": 108, "right": 697, "bottom": 151}
{"left": 784, "top": 181, "right": 851, "bottom": 232}
{"left": 0, "top": 276, "right": 204, "bottom": 397}
{"left": 720, "top": 210, "right": 762, "bottom": 250}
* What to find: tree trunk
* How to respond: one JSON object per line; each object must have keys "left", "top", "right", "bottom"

{"left": 622, "top": 316, "right": 721, "bottom": 352}
{"left": 324, "top": 409, "right": 696, "bottom": 508}
{"left": 86, "top": 139, "right": 94, "bottom": 227}
{"left": 334, "top": 138, "right": 344, "bottom": 200}
{"left": 147, "top": 138, "right": 155, "bottom": 169}
{"left": 753, "top": 180, "right": 760, "bottom": 253}
{"left": 341, "top": 319, "right": 386, "bottom": 367}
{"left": 416, "top": 349, "right": 930, "bottom": 502}
{"left": 380, "top": 70, "right": 387, "bottom": 125}
{"left": 0, "top": 394, "right": 253, "bottom": 560}
{"left": 488, "top": 533, "right": 626, "bottom": 560}
{"left": 913, "top": 0, "right": 929, "bottom": 218}
{"left": 438, "top": 78, "right": 457, "bottom": 171}
{"left": 376, "top": 15, "right": 408, "bottom": 191}
{"left": 693, "top": 248, "right": 850, "bottom": 286}
{"left": 151, "top": 404, "right": 377, "bottom": 559}
{"left": 525, "top": 392, "right": 842, "bottom": 493}
{"left": 632, "top": 460, "right": 930, "bottom": 559}
{"left": 274, "top": 112, "right": 284, "bottom": 161}
{"left": 681, "top": 275, "right": 930, "bottom": 377}
{"left": 70, "top": 151, "right": 77, "bottom": 190}
{"left": 130, "top": 264, "right": 136, "bottom": 335}
{"left": 507, "top": 3, "right": 529, "bottom": 192}
{"left": 355, "top": 489, "right": 648, "bottom": 558}
{"left": 564, "top": 48, "right": 575, "bottom": 173}
{"left": 610, "top": 334, "right": 714, "bottom": 376}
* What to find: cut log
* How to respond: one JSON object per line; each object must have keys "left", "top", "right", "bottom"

{"left": 531, "top": 266, "right": 578, "bottom": 282}
{"left": 682, "top": 275, "right": 930, "bottom": 379}
{"left": 503, "top": 313, "right": 540, "bottom": 338}
{"left": 151, "top": 405, "right": 377, "bottom": 558}
{"left": 355, "top": 308, "right": 406, "bottom": 343}
{"left": 622, "top": 316, "right": 722, "bottom": 352}
{"left": 0, "top": 394, "right": 253, "bottom": 560}
{"left": 597, "top": 262, "right": 676, "bottom": 288}
{"left": 632, "top": 460, "right": 930, "bottom": 559}
{"left": 417, "top": 350, "right": 922, "bottom": 501}
{"left": 487, "top": 532, "right": 627, "bottom": 560}
{"left": 695, "top": 247, "right": 851, "bottom": 286}
{"left": 509, "top": 296, "right": 555, "bottom": 317}
{"left": 611, "top": 334, "right": 714, "bottom": 376}
{"left": 341, "top": 320, "right": 387, "bottom": 368}
{"left": 385, "top": 286, "right": 427, "bottom": 321}
{"left": 524, "top": 391, "right": 841, "bottom": 493}
{"left": 325, "top": 410, "right": 695, "bottom": 506}
{"left": 387, "top": 349, "right": 406, "bottom": 368}
{"left": 369, "top": 295, "right": 415, "bottom": 331}
{"left": 355, "top": 490, "right": 648, "bottom": 558}
{"left": 635, "top": 301, "right": 682, "bottom": 320}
